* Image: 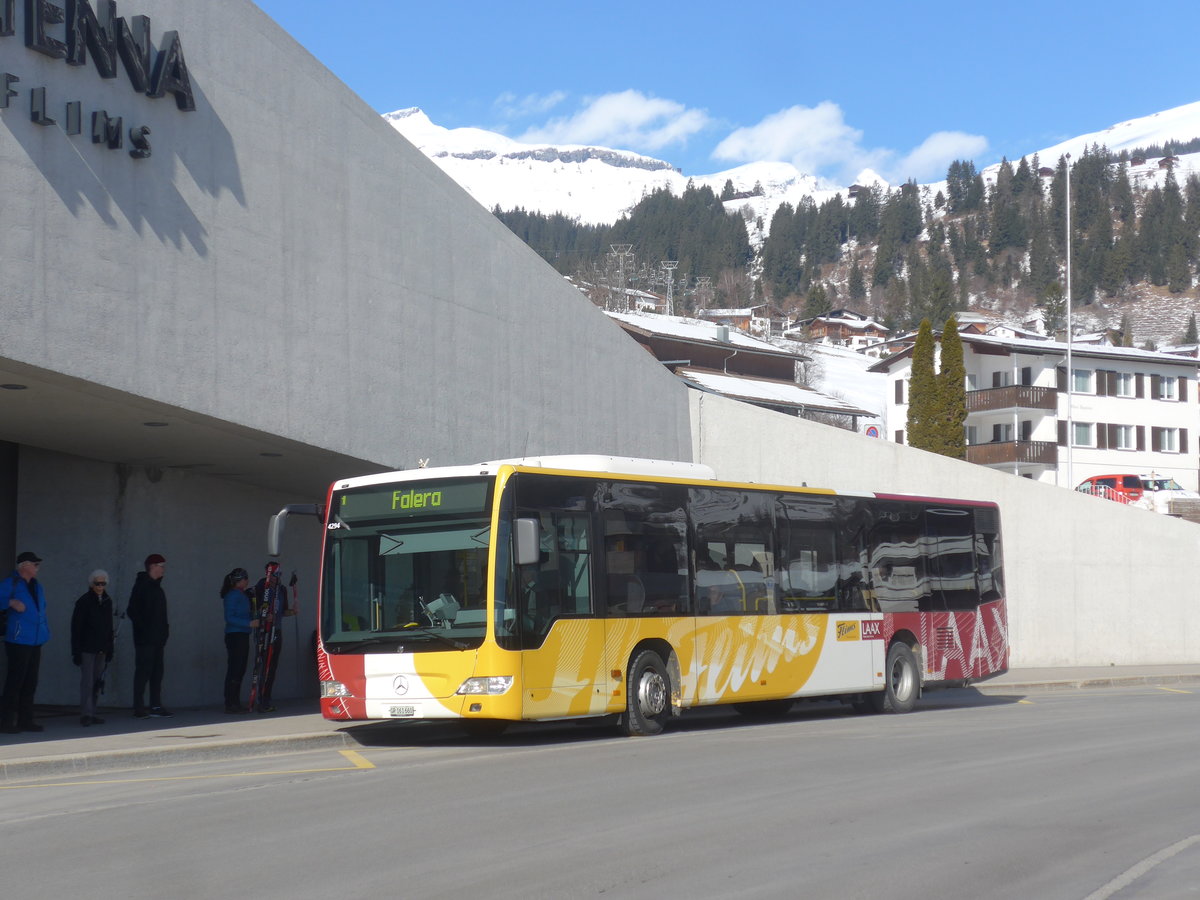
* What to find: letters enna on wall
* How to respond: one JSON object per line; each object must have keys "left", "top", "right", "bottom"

{"left": 1, "top": 0, "right": 195, "bottom": 160}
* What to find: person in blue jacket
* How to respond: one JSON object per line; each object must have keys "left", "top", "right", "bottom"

{"left": 1, "top": 551, "right": 51, "bottom": 734}
{"left": 221, "top": 568, "right": 258, "bottom": 713}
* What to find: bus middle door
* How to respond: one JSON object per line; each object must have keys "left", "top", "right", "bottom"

{"left": 518, "top": 511, "right": 609, "bottom": 720}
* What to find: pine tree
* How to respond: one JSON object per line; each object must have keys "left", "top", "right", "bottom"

{"left": 1119, "top": 314, "right": 1134, "bottom": 347}
{"left": 1183, "top": 313, "right": 1198, "bottom": 345}
{"left": 906, "top": 319, "right": 937, "bottom": 450}
{"left": 935, "top": 316, "right": 967, "bottom": 459}
{"left": 803, "top": 282, "right": 829, "bottom": 319}
{"left": 1167, "top": 244, "right": 1190, "bottom": 293}
{"left": 848, "top": 261, "right": 866, "bottom": 302}
{"left": 1040, "top": 282, "right": 1066, "bottom": 335}
{"left": 911, "top": 263, "right": 956, "bottom": 327}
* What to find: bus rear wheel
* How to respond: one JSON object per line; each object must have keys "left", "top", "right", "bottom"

{"left": 622, "top": 649, "right": 670, "bottom": 736}
{"left": 871, "top": 642, "right": 919, "bottom": 714}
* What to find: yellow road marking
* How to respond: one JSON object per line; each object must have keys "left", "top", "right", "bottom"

{"left": 1156, "top": 686, "right": 1191, "bottom": 694}
{"left": 1018, "top": 699, "right": 1034, "bottom": 704}
{"left": 339, "top": 749, "right": 375, "bottom": 769}
{"left": 1, "top": 749, "right": 374, "bottom": 790}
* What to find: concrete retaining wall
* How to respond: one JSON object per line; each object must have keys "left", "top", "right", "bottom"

{"left": 691, "top": 391, "right": 1200, "bottom": 667}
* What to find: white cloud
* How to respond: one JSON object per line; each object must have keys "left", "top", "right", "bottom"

{"left": 492, "top": 91, "right": 567, "bottom": 121}
{"left": 713, "top": 103, "right": 876, "bottom": 178}
{"left": 712, "top": 102, "right": 987, "bottom": 185}
{"left": 518, "top": 90, "right": 712, "bottom": 153}
{"left": 894, "top": 131, "right": 989, "bottom": 183}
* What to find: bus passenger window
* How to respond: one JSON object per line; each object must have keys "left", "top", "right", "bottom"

{"left": 599, "top": 481, "right": 689, "bottom": 617}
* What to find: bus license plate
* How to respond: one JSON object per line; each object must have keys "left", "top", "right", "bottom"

{"left": 389, "top": 705, "right": 417, "bottom": 718}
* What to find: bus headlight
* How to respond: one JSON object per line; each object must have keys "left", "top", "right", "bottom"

{"left": 456, "top": 676, "right": 514, "bottom": 695}
{"left": 321, "top": 680, "right": 353, "bottom": 698}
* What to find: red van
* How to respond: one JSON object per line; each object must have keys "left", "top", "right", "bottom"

{"left": 1075, "top": 474, "right": 1144, "bottom": 504}
{"left": 1076, "top": 474, "right": 1199, "bottom": 511}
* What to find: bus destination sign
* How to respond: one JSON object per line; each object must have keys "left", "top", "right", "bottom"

{"left": 337, "top": 480, "right": 491, "bottom": 523}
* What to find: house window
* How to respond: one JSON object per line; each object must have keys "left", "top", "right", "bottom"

{"left": 1020, "top": 366, "right": 1033, "bottom": 386}
{"left": 895, "top": 379, "right": 905, "bottom": 405}
{"left": 966, "top": 373, "right": 978, "bottom": 391}
{"left": 1157, "top": 376, "right": 1178, "bottom": 401}
{"left": 992, "top": 371, "right": 1011, "bottom": 388}
{"left": 1072, "top": 369, "right": 1094, "bottom": 393}
{"left": 1153, "top": 427, "right": 1180, "bottom": 453}
{"left": 965, "top": 425, "right": 978, "bottom": 445}
{"left": 991, "top": 423, "right": 1013, "bottom": 443}
{"left": 1115, "top": 424, "right": 1136, "bottom": 450}
{"left": 1114, "top": 372, "right": 1135, "bottom": 397}
{"left": 1072, "top": 422, "right": 1095, "bottom": 447}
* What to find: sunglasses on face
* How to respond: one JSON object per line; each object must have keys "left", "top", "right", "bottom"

{"left": 93, "top": 581, "right": 107, "bottom": 586}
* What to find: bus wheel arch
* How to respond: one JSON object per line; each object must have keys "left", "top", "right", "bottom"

{"left": 871, "top": 637, "right": 922, "bottom": 714}
{"left": 621, "top": 641, "right": 677, "bottom": 736}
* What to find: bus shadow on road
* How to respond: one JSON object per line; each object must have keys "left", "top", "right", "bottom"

{"left": 338, "top": 688, "right": 1021, "bottom": 748}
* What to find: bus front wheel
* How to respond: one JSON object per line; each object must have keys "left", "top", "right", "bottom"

{"left": 622, "top": 649, "right": 670, "bottom": 736}
{"left": 871, "top": 642, "right": 919, "bottom": 714}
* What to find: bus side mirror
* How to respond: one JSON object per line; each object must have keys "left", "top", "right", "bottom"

{"left": 268, "top": 503, "right": 323, "bottom": 556}
{"left": 514, "top": 518, "right": 541, "bottom": 566}
{"left": 268, "top": 514, "right": 285, "bottom": 558}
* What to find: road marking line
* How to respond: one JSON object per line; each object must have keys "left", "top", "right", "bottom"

{"left": 0, "top": 750, "right": 375, "bottom": 790}
{"left": 1156, "top": 686, "right": 1191, "bottom": 694}
{"left": 1083, "top": 834, "right": 1200, "bottom": 900}
{"left": 339, "top": 749, "right": 375, "bottom": 769}
{"left": 1018, "top": 699, "right": 1034, "bottom": 704}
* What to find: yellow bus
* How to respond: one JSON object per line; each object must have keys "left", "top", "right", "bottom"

{"left": 271, "top": 455, "right": 1008, "bottom": 736}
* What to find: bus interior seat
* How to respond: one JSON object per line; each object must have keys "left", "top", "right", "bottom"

{"left": 607, "top": 574, "right": 645, "bottom": 614}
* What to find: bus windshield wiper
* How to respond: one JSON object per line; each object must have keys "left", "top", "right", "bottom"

{"left": 324, "top": 637, "right": 400, "bottom": 653}
{"left": 401, "top": 624, "right": 469, "bottom": 650}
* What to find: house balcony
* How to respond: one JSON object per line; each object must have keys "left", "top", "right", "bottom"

{"left": 965, "top": 385, "right": 1058, "bottom": 414}
{"left": 966, "top": 440, "right": 1058, "bottom": 467}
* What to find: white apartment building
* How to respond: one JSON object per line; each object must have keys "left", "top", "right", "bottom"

{"left": 870, "top": 332, "right": 1200, "bottom": 490}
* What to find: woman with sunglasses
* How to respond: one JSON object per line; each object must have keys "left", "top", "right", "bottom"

{"left": 71, "top": 570, "right": 115, "bottom": 726}
{"left": 221, "top": 568, "right": 258, "bottom": 713}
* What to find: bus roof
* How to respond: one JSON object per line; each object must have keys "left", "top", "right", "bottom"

{"left": 330, "top": 457, "right": 997, "bottom": 511}
{"left": 331, "top": 455, "right": 717, "bottom": 491}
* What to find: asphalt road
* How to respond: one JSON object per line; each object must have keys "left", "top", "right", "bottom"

{"left": 2, "top": 685, "right": 1198, "bottom": 899}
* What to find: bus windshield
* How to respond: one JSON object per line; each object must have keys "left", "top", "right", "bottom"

{"left": 322, "top": 477, "right": 494, "bottom": 653}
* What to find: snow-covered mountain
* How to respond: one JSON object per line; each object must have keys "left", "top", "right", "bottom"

{"left": 385, "top": 107, "right": 826, "bottom": 226}
{"left": 385, "top": 102, "right": 1200, "bottom": 229}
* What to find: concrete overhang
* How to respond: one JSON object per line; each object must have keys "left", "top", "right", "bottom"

{"left": 0, "top": 358, "right": 389, "bottom": 497}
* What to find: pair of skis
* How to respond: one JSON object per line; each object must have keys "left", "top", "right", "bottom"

{"left": 248, "top": 568, "right": 297, "bottom": 711}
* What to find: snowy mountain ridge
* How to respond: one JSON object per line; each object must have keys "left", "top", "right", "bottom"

{"left": 386, "top": 101, "right": 1200, "bottom": 227}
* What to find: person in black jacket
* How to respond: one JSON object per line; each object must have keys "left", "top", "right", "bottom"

{"left": 127, "top": 553, "right": 172, "bottom": 719}
{"left": 71, "top": 570, "right": 115, "bottom": 726}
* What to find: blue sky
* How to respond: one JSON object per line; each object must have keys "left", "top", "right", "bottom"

{"left": 252, "top": 0, "right": 1200, "bottom": 185}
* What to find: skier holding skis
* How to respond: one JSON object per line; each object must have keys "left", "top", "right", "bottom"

{"left": 249, "top": 562, "right": 295, "bottom": 713}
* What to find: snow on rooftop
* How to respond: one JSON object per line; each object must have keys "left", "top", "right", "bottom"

{"left": 676, "top": 367, "right": 870, "bottom": 416}
{"left": 606, "top": 310, "right": 790, "bottom": 354}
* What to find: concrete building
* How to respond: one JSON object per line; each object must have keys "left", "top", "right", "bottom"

{"left": 3, "top": 0, "right": 1200, "bottom": 715}
{"left": 1, "top": 0, "right": 688, "bottom": 709}
{"left": 871, "top": 332, "right": 1200, "bottom": 490}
